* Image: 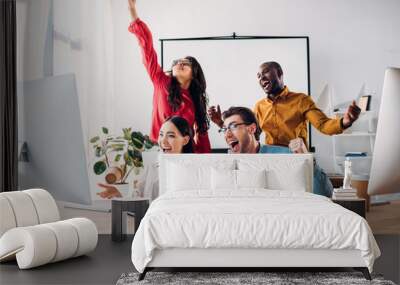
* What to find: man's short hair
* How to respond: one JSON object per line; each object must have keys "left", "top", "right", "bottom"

{"left": 222, "top": 106, "right": 262, "bottom": 141}
{"left": 261, "top": 61, "right": 283, "bottom": 77}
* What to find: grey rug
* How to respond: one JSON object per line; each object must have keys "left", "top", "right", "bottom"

{"left": 116, "top": 271, "right": 396, "bottom": 285}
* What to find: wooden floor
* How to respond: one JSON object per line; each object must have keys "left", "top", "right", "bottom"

{"left": 367, "top": 200, "right": 400, "bottom": 234}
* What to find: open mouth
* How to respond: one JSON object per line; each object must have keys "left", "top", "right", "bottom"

{"left": 228, "top": 140, "right": 240, "bottom": 152}
{"left": 161, "top": 147, "right": 172, "bottom": 153}
{"left": 261, "top": 80, "right": 271, "bottom": 91}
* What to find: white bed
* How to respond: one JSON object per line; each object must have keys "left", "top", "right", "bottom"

{"left": 131, "top": 154, "right": 380, "bottom": 280}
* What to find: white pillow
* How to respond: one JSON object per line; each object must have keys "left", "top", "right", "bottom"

{"left": 211, "top": 168, "right": 236, "bottom": 190}
{"left": 236, "top": 169, "right": 267, "bottom": 189}
{"left": 167, "top": 162, "right": 208, "bottom": 191}
{"left": 211, "top": 168, "right": 267, "bottom": 190}
{"left": 238, "top": 158, "right": 309, "bottom": 191}
{"left": 166, "top": 159, "right": 235, "bottom": 192}
{"left": 266, "top": 161, "right": 308, "bottom": 191}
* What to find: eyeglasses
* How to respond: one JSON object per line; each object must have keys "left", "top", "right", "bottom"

{"left": 218, "top": 123, "right": 248, "bottom": 134}
{"left": 172, "top": 59, "right": 192, "bottom": 67}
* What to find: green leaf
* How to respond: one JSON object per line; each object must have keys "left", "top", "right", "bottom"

{"left": 133, "top": 159, "right": 143, "bottom": 168}
{"left": 123, "top": 128, "right": 132, "bottom": 141}
{"left": 143, "top": 135, "right": 156, "bottom": 149}
{"left": 114, "top": 154, "right": 121, "bottom": 162}
{"left": 102, "top": 127, "right": 109, "bottom": 134}
{"left": 124, "top": 153, "right": 133, "bottom": 166}
{"left": 95, "top": 146, "right": 105, "bottom": 157}
{"left": 123, "top": 152, "right": 132, "bottom": 164}
{"left": 90, "top": 136, "right": 100, "bottom": 143}
{"left": 131, "top": 132, "right": 145, "bottom": 149}
{"left": 110, "top": 140, "right": 126, "bottom": 143}
{"left": 131, "top": 131, "right": 145, "bottom": 141}
{"left": 134, "top": 150, "right": 142, "bottom": 160}
{"left": 111, "top": 143, "right": 125, "bottom": 148}
{"left": 144, "top": 140, "right": 154, "bottom": 149}
{"left": 128, "top": 149, "right": 134, "bottom": 159}
{"left": 93, "top": 161, "right": 107, "bottom": 175}
{"left": 131, "top": 138, "right": 144, "bottom": 150}
{"left": 128, "top": 149, "right": 142, "bottom": 160}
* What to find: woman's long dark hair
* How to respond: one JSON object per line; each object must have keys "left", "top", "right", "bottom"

{"left": 168, "top": 56, "right": 209, "bottom": 134}
{"left": 164, "top": 116, "right": 194, "bottom": 153}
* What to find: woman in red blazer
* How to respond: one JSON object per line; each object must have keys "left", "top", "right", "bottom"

{"left": 127, "top": 0, "right": 211, "bottom": 153}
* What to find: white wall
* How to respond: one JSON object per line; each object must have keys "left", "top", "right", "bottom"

{"left": 18, "top": 0, "right": 400, "bottom": 174}
{"left": 16, "top": 0, "right": 50, "bottom": 143}
{"left": 111, "top": 0, "right": 400, "bottom": 172}
{"left": 17, "top": 0, "right": 50, "bottom": 81}
{"left": 16, "top": 0, "right": 51, "bottom": 189}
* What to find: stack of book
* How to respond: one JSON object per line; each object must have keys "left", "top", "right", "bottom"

{"left": 332, "top": 188, "right": 358, "bottom": 200}
{"left": 345, "top": 152, "right": 367, "bottom": 157}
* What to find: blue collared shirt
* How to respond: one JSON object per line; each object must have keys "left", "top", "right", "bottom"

{"left": 259, "top": 144, "right": 291, "bottom": 154}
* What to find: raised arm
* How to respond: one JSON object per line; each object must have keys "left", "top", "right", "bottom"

{"left": 208, "top": 105, "right": 224, "bottom": 128}
{"left": 128, "top": 0, "right": 139, "bottom": 21}
{"left": 342, "top": 101, "right": 361, "bottom": 128}
{"left": 128, "top": 0, "right": 168, "bottom": 85}
{"left": 302, "top": 96, "right": 344, "bottom": 135}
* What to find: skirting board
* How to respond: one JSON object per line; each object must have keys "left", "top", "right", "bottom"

{"left": 148, "top": 248, "right": 366, "bottom": 268}
{"left": 58, "top": 200, "right": 111, "bottom": 212}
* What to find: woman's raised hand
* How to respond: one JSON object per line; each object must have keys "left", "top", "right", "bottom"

{"left": 128, "top": 0, "right": 138, "bottom": 21}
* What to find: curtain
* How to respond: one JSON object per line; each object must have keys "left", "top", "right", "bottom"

{"left": 0, "top": 0, "right": 18, "bottom": 192}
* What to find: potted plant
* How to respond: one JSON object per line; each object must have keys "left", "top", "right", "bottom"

{"left": 90, "top": 127, "right": 156, "bottom": 197}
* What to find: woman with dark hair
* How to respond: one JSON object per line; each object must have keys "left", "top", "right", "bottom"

{"left": 127, "top": 0, "right": 211, "bottom": 153}
{"left": 159, "top": 116, "right": 195, "bottom": 154}
{"left": 97, "top": 116, "right": 194, "bottom": 199}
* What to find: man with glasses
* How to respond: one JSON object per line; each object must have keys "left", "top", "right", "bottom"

{"left": 220, "top": 106, "right": 333, "bottom": 197}
{"left": 220, "top": 106, "right": 294, "bottom": 154}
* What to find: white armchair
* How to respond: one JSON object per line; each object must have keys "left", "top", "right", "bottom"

{"left": 0, "top": 189, "right": 98, "bottom": 269}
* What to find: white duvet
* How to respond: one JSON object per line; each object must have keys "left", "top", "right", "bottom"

{"left": 131, "top": 190, "right": 380, "bottom": 273}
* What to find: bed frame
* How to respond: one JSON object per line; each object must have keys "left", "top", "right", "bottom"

{"left": 139, "top": 249, "right": 371, "bottom": 280}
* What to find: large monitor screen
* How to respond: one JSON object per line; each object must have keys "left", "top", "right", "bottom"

{"left": 368, "top": 67, "right": 400, "bottom": 196}
{"left": 161, "top": 37, "right": 310, "bottom": 148}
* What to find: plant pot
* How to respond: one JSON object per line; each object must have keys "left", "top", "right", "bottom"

{"left": 113, "top": 183, "right": 130, "bottom": 198}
